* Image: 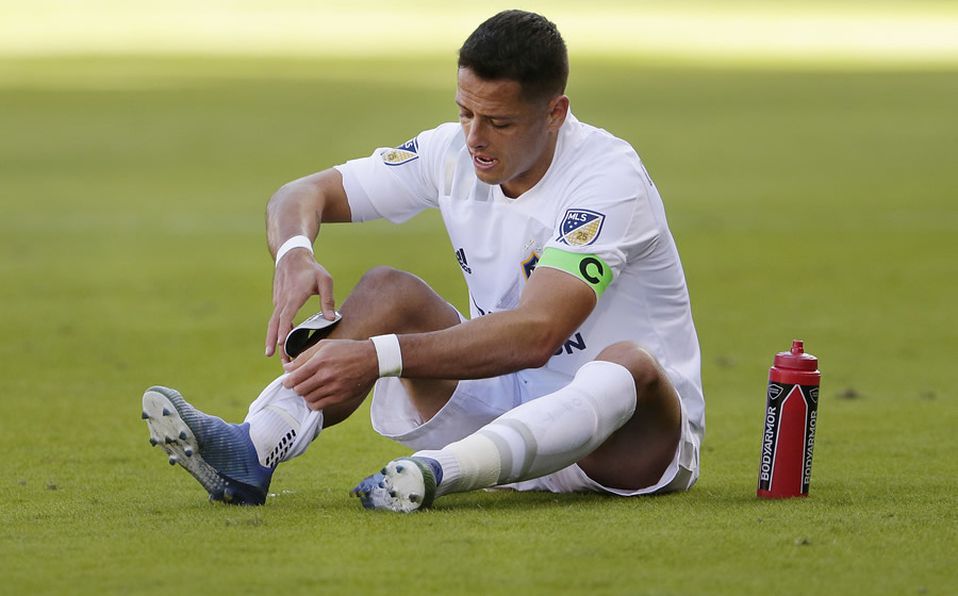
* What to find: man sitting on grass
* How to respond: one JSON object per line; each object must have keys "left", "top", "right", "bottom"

{"left": 141, "top": 9, "right": 704, "bottom": 512}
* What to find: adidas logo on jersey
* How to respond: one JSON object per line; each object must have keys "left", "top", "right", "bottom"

{"left": 455, "top": 248, "right": 472, "bottom": 274}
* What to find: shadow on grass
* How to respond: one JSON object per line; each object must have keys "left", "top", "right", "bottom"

{"left": 425, "top": 485, "right": 705, "bottom": 514}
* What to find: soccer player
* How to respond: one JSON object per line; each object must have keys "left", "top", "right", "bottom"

{"left": 141, "top": 9, "right": 704, "bottom": 512}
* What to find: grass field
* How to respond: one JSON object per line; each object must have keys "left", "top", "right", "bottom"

{"left": 1, "top": 50, "right": 956, "bottom": 594}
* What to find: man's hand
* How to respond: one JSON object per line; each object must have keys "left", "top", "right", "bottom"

{"left": 281, "top": 339, "right": 379, "bottom": 410}
{"left": 265, "top": 249, "right": 337, "bottom": 362}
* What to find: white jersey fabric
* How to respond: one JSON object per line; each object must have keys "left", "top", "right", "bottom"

{"left": 335, "top": 111, "right": 704, "bottom": 442}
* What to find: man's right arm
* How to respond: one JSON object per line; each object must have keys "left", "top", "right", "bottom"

{"left": 264, "top": 168, "right": 352, "bottom": 360}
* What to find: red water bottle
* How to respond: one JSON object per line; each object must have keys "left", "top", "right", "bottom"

{"left": 757, "top": 340, "right": 821, "bottom": 499}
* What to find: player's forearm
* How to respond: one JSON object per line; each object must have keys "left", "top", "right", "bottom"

{"left": 394, "top": 267, "right": 595, "bottom": 380}
{"left": 266, "top": 181, "right": 320, "bottom": 256}
{"left": 397, "top": 309, "right": 564, "bottom": 380}
{"left": 265, "top": 169, "right": 351, "bottom": 257}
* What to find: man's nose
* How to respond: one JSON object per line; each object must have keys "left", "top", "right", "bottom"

{"left": 466, "top": 120, "right": 487, "bottom": 150}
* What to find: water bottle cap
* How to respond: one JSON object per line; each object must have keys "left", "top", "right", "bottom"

{"left": 774, "top": 339, "right": 818, "bottom": 371}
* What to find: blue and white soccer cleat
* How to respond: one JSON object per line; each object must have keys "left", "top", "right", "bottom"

{"left": 352, "top": 457, "right": 438, "bottom": 513}
{"left": 141, "top": 386, "right": 273, "bottom": 505}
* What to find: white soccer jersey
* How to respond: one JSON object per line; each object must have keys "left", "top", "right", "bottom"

{"left": 335, "top": 112, "right": 704, "bottom": 438}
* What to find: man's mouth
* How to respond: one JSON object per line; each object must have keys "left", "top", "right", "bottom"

{"left": 473, "top": 154, "right": 498, "bottom": 170}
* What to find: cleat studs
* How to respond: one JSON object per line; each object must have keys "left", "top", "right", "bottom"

{"left": 162, "top": 408, "right": 171, "bottom": 417}
{"left": 168, "top": 455, "right": 178, "bottom": 465}
{"left": 141, "top": 411, "right": 149, "bottom": 420}
{"left": 179, "top": 431, "right": 188, "bottom": 440}
{"left": 184, "top": 447, "right": 193, "bottom": 457}
{"left": 389, "top": 490, "right": 397, "bottom": 498}
{"left": 378, "top": 481, "right": 385, "bottom": 489}
{"left": 380, "top": 467, "right": 387, "bottom": 475}
{"left": 409, "top": 494, "right": 420, "bottom": 503}
{"left": 149, "top": 438, "right": 158, "bottom": 446}
{"left": 164, "top": 436, "right": 175, "bottom": 444}
{"left": 395, "top": 465, "right": 404, "bottom": 473}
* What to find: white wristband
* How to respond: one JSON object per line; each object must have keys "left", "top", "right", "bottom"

{"left": 275, "top": 235, "right": 314, "bottom": 267}
{"left": 370, "top": 334, "right": 403, "bottom": 377}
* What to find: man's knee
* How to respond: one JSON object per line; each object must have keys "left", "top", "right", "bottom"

{"left": 352, "top": 267, "right": 429, "bottom": 315}
{"left": 355, "top": 266, "right": 416, "bottom": 295}
{"left": 346, "top": 266, "right": 458, "bottom": 334}
{"left": 595, "top": 341, "right": 667, "bottom": 399}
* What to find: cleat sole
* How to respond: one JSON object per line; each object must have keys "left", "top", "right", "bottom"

{"left": 141, "top": 386, "right": 270, "bottom": 506}
{"left": 352, "top": 458, "right": 435, "bottom": 513}
{"left": 142, "top": 388, "right": 227, "bottom": 500}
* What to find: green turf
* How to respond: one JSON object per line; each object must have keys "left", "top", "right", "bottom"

{"left": 0, "top": 55, "right": 955, "bottom": 594}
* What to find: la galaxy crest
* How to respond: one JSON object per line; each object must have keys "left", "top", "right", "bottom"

{"left": 557, "top": 209, "right": 605, "bottom": 246}
{"left": 381, "top": 138, "right": 419, "bottom": 166}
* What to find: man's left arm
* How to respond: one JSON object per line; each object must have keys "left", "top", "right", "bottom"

{"left": 281, "top": 266, "right": 597, "bottom": 410}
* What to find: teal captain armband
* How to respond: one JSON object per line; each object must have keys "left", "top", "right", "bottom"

{"left": 537, "top": 247, "right": 613, "bottom": 297}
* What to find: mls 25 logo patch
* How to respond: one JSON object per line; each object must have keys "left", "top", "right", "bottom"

{"left": 381, "top": 138, "right": 419, "bottom": 166}
{"left": 557, "top": 209, "right": 605, "bottom": 246}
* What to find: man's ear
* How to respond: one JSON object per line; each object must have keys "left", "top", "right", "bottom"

{"left": 548, "top": 95, "right": 570, "bottom": 131}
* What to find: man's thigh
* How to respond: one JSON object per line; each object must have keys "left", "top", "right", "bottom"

{"left": 322, "top": 267, "right": 461, "bottom": 425}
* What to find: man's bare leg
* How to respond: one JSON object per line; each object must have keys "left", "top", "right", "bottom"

{"left": 243, "top": 265, "right": 460, "bottom": 473}
{"left": 318, "top": 266, "right": 460, "bottom": 426}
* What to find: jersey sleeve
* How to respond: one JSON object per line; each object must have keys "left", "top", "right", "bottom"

{"left": 334, "top": 123, "right": 461, "bottom": 223}
{"left": 538, "top": 141, "right": 661, "bottom": 296}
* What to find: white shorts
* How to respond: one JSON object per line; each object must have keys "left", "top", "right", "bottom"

{"left": 369, "top": 366, "right": 701, "bottom": 496}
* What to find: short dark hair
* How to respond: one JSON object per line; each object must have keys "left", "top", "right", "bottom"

{"left": 458, "top": 10, "right": 568, "bottom": 102}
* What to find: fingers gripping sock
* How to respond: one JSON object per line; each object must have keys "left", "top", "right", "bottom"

{"left": 244, "top": 375, "right": 324, "bottom": 468}
{"left": 415, "top": 361, "right": 637, "bottom": 496}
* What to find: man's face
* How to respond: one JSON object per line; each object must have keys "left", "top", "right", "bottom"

{"left": 456, "top": 67, "right": 568, "bottom": 198}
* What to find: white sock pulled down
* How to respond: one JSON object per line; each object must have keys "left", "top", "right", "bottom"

{"left": 244, "top": 375, "right": 323, "bottom": 468}
{"left": 414, "top": 360, "right": 637, "bottom": 496}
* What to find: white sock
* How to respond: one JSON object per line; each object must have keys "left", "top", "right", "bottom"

{"left": 244, "top": 375, "right": 323, "bottom": 468}
{"left": 414, "top": 360, "right": 637, "bottom": 496}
